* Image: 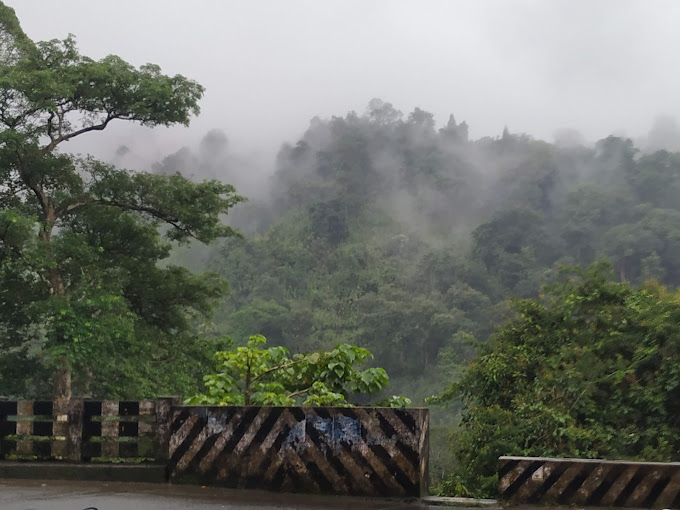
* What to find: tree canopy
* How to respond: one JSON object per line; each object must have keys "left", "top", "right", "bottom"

{"left": 0, "top": 1, "right": 243, "bottom": 399}
{"left": 186, "top": 335, "right": 410, "bottom": 407}
{"left": 432, "top": 264, "right": 680, "bottom": 496}
{"left": 5, "top": 0, "right": 680, "bottom": 493}
{"left": 160, "top": 104, "right": 680, "bottom": 487}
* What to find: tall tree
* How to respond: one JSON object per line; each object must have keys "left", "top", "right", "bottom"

{"left": 432, "top": 264, "right": 680, "bottom": 497}
{"left": 0, "top": 3, "right": 243, "bottom": 399}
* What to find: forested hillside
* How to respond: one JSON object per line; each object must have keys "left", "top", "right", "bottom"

{"left": 5, "top": 1, "right": 680, "bottom": 498}
{"left": 164, "top": 99, "right": 680, "bottom": 403}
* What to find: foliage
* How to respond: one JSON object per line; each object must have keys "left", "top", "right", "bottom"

{"left": 159, "top": 99, "right": 680, "bottom": 421}
{"left": 0, "top": 2, "right": 243, "bottom": 398}
{"left": 431, "top": 263, "right": 680, "bottom": 497}
{"left": 5, "top": 6, "right": 680, "bottom": 488}
{"left": 168, "top": 95, "right": 680, "bottom": 414}
{"left": 185, "top": 335, "right": 410, "bottom": 407}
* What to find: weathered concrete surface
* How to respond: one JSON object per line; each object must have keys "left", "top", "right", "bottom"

{"left": 422, "top": 496, "right": 498, "bottom": 507}
{"left": 0, "top": 461, "right": 166, "bottom": 483}
{"left": 170, "top": 406, "right": 429, "bottom": 498}
{"left": 0, "top": 398, "right": 169, "bottom": 463}
{"left": 0, "top": 479, "right": 443, "bottom": 509}
{"left": 499, "top": 456, "right": 680, "bottom": 508}
{"left": 2, "top": 400, "right": 430, "bottom": 500}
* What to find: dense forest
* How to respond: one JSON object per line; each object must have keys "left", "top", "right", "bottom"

{"left": 3, "top": 1, "right": 680, "bottom": 496}
{"left": 161, "top": 99, "right": 680, "bottom": 401}
{"left": 157, "top": 105, "right": 680, "bottom": 492}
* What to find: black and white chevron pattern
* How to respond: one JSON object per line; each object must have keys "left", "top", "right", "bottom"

{"left": 499, "top": 456, "right": 680, "bottom": 508}
{"left": 168, "top": 406, "right": 429, "bottom": 497}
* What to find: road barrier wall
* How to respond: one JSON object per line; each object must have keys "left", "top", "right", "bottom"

{"left": 168, "top": 406, "right": 429, "bottom": 497}
{"left": 0, "top": 399, "right": 429, "bottom": 498}
{"left": 0, "top": 398, "right": 174, "bottom": 463}
{"left": 499, "top": 456, "right": 680, "bottom": 508}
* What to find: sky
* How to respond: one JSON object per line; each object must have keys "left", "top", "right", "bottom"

{"left": 6, "top": 0, "right": 680, "bottom": 163}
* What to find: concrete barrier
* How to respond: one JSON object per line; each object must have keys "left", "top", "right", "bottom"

{"left": 168, "top": 406, "right": 429, "bottom": 498}
{"left": 0, "top": 398, "right": 429, "bottom": 498}
{"left": 0, "top": 398, "right": 175, "bottom": 463}
{"left": 499, "top": 456, "right": 680, "bottom": 508}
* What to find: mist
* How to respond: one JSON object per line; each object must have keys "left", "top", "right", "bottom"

{"left": 7, "top": 0, "right": 680, "bottom": 167}
{"left": 8, "top": 0, "right": 680, "bottom": 387}
{"left": 8, "top": 1, "right": 680, "bottom": 484}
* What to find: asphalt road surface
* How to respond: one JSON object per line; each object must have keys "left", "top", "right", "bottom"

{"left": 0, "top": 479, "right": 440, "bottom": 510}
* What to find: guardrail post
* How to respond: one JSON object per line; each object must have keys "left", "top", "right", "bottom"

{"left": 154, "top": 397, "right": 178, "bottom": 462}
{"left": 52, "top": 399, "right": 69, "bottom": 458}
{"left": 101, "top": 400, "right": 120, "bottom": 459}
{"left": 16, "top": 400, "right": 33, "bottom": 456}
{"left": 67, "top": 398, "right": 84, "bottom": 462}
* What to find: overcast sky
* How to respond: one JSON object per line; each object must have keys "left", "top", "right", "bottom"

{"left": 7, "top": 0, "right": 680, "bottom": 162}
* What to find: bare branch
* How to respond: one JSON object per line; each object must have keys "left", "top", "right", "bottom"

{"left": 251, "top": 358, "right": 307, "bottom": 383}
{"left": 46, "top": 110, "right": 56, "bottom": 144}
{"left": 7, "top": 244, "right": 52, "bottom": 289}
{"left": 58, "top": 198, "right": 200, "bottom": 240}
{"left": 41, "top": 112, "right": 116, "bottom": 154}
{"left": 286, "top": 386, "right": 314, "bottom": 400}
{"left": 15, "top": 151, "right": 51, "bottom": 223}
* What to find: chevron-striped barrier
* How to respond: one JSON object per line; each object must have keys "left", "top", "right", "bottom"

{"left": 168, "top": 406, "right": 429, "bottom": 497}
{"left": 499, "top": 456, "right": 680, "bottom": 508}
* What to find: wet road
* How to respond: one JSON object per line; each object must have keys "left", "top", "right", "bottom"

{"left": 0, "top": 479, "right": 439, "bottom": 510}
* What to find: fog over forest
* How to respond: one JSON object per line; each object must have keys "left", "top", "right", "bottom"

{"left": 8, "top": 1, "right": 680, "bottom": 227}
{"left": 5, "top": 1, "right": 680, "bottom": 497}
{"left": 9, "top": 0, "right": 680, "bottom": 158}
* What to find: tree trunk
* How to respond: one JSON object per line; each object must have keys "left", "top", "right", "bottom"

{"left": 51, "top": 262, "right": 71, "bottom": 400}
{"left": 619, "top": 258, "right": 627, "bottom": 282}
{"left": 245, "top": 363, "right": 251, "bottom": 406}
{"left": 54, "top": 362, "right": 72, "bottom": 401}
{"left": 38, "top": 209, "right": 72, "bottom": 400}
